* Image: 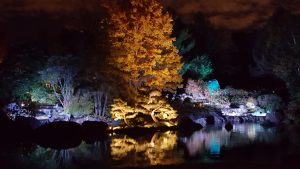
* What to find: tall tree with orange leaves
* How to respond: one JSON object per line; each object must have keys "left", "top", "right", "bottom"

{"left": 106, "top": 0, "right": 182, "bottom": 126}
{"left": 107, "top": 0, "right": 182, "bottom": 97}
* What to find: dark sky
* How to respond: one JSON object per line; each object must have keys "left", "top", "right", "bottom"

{"left": 0, "top": 0, "right": 299, "bottom": 90}
{"left": 163, "top": 0, "right": 300, "bottom": 30}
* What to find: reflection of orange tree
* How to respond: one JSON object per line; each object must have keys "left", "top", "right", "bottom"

{"left": 107, "top": 0, "right": 182, "bottom": 127}
{"left": 110, "top": 131, "right": 178, "bottom": 165}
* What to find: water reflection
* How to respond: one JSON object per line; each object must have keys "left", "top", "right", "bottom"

{"left": 111, "top": 131, "right": 183, "bottom": 166}
{"left": 181, "top": 123, "right": 277, "bottom": 157}
{"left": 1, "top": 123, "right": 286, "bottom": 169}
{"left": 1, "top": 141, "right": 110, "bottom": 169}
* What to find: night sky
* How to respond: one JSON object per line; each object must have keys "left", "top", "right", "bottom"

{"left": 1, "top": 0, "right": 300, "bottom": 91}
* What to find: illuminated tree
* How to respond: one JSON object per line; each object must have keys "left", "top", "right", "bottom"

{"left": 180, "top": 54, "right": 213, "bottom": 80}
{"left": 108, "top": 0, "right": 182, "bottom": 95}
{"left": 110, "top": 99, "right": 136, "bottom": 126}
{"left": 135, "top": 91, "right": 178, "bottom": 126}
{"left": 107, "top": 0, "right": 182, "bottom": 126}
{"left": 40, "top": 67, "right": 75, "bottom": 111}
{"left": 174, "top": 29, "right": 195, "bottom": 55}
{"left": 185, "top": 79, "right": 209, "bottom": 100}
{"left": 110, "top": 91, "right": 178, "bottom": 126}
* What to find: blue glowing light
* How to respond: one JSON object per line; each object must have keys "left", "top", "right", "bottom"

{"left": 208, "top": 79, "right": 220, "bottom": 93}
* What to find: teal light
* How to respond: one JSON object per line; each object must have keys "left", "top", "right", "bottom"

{"left": 208, "top": 79, "right": 220, "bottom": 93}
{"left": 210, "top": 140, "right": 220, "bottom": 155}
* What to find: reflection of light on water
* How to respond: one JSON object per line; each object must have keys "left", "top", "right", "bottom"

{"left": 247, "top": 125, "right": 256, "bottom": 140}
{"left": 110, "top": 131, "right": 181, "bottom": 165}
{"left": 185, "top": 129, "right": 229, "bottom": 156}
{"left": 51, "top": 149, "right": 74, "bottom": 168}
{"left": 210, "top": 138, "right": 220, "bottom": 155}
{"left": 182, "top": 124, "right": 277, "bottom": 158}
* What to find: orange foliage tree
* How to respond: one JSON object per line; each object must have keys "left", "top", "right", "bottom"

{"left": 108, "top": 0, "right": 182, "bottom": 95}
{"left": 106, "top": 0, "right": 182, "bottom": 126}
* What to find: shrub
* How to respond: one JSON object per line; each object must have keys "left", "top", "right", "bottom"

{"left": 180, "top": 55, "right": 213, "bottom": 79}
{"left": 185, "top": 79, "right": 209, "bottom": 100}
{"left": 67, "top": 93, "right": 94, "bottom": 117}
{"left": 30, "top": 83, "right": 56, "bottom": 105}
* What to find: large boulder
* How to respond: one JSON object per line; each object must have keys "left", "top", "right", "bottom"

{"left": 178, "top": 117, "right": 203, "bottom": 137}
{"left": 82, "top": 121, "right": 108, "bottom": 143}
{"left": 194, "top": 117, "right": 207, "bottom": 127}
{"left": 225, "top": 122, "right": 233, "bottom": 131}
{"left": 15, "top": 116, "right": 42, "bottom": 129}
{"left": 0, "top": 110, "right": 20, "bottom": 146}
{"left": 178, "top": 117, "right": 203, "bottom": 131}
{"left": 34, "top": 121, "right": 82, "bottom": 149}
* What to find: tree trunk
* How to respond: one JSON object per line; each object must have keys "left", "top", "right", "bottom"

{"left": 123, "top": 111, "right": 129, "bottom": 126}
{"left": 151, "top": 109, "right": 159, "bottom": 123}
{"left": 101, "top": 94, "right": 108, "bottom": 117}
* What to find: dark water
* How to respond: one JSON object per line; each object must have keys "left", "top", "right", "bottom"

{"left": 1, "top": 123, "right": 300, "bottom": 169}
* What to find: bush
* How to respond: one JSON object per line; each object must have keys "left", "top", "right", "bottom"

{"left": 208, "top": 94, "right": 230, "bottom": 108}
{"left": 30, "top": 83, "right": 56, "bottom": 105}
{"left": 185, "top": 79, "right": 209, "bottom": 100}
{"left": 222, "top": 87, "right": 250, "bottom": 96}
{"left": 180, "top": 55, "right": 213, "bottom": 79}
{"left": 66, "top": 93, "right": 94, "bottom": 117}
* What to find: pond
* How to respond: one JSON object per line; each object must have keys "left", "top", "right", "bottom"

{"left": 1, "top": 123, "right": 300, "bottom": 169}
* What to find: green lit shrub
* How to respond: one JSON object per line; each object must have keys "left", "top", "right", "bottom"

{"left": 66, "top": 93, "right": 94, "bottom": 117}
{"left": 180, "top": 55, "right": 213, "bottom": 79}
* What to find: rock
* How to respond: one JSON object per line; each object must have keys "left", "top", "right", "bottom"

{"left": 230, "top": 103, "right": 240, "bottom": 108}
{"left": 35, "top": 112, "right": 50, "bottom": 120}
{"left": 178, "top": 117, "right": 203, "bottom": 131}
{"left": 49, "top": 112, "right": 70, "bottom": 122}
{"left": 0, "top": 109, "right": 20, "bottom": 145}
{"left": 34, "top": 121, "right": 82, "bottom": 149}
{"left": 221, "top": 107, "right": 247, "bottom": 116}
{"left": 4, "top": 103, "right": 32, "bottom": 120}
{"left": 233, "top": 116, "right": 244, "bottom": 123}
{"left": 225, "top": 122, "right": 233, "bottom": 131}
{"left": 82, "top": 121, "right": 108, "bottom": 142}
{"left": 4, "top": 103, "right": 20, "bottom": 111}
{"left": 251, "top": 107, "right": 267, "bottom": 117}
{"left": 0, "top": 108, "right": 10, "bottom": 124}
{"left": 195, "top": 118, "right": 207, "bottom": 127}
{"left": 15, "top": 116, "right": 42, "bottom": 129}
{"left": 266, "top": 111, "right": 284, "bottom": 124}
{"left": 70, "top": 116, "right": 86, "bottom": 124}
{"left": 206, "top": 115, "right": 215, "bottom": 124}
{"left": 209, "top": 112, "right": 227, "bottom": 123}
{"left": 82, "top": 121, "right": 108, "bottom": 132}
